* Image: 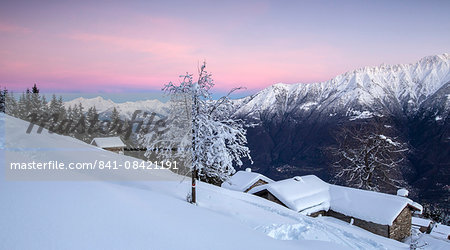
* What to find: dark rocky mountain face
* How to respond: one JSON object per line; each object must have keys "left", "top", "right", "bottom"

{"left": 233, "top": 55, "right": 450, "bottom": 212}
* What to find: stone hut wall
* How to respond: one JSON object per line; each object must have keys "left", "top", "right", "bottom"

{"left": 104, "top": 147, "right": 124, "bottom": 154}
{"left": 325, "top": 210, "right": 390, "bottom": 238}
{"left": 389, "top": 206, "right": 412, "bottom": 241}
{"left": 245, "top": 179, "right": 269, "bottom": 193}
{"left": 253, "top": 190, "right": 286, "bottom": 208}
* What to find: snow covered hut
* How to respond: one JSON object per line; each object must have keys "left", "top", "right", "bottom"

{"left": 249, "top": 175, "right": 330, "bottom": 216}
{"left": 221, "top": 168, "right": 274, "bottom": 193}
{"left": 91, "top": 137, "right": 126, "bottom": 154}
{"left": 250, "top": 175, "right": 423, "bottom": 241}
{"left": 430, "top": 223, "right": 450, "bottom": 240}
{"left": 328, "top": 185, "right": 422, "bottom": 241}
{"left": 412, "top": 217, "right": 433, "bottom": 233}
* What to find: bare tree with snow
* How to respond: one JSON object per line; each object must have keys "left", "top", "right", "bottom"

{"left": 326, "top": 120, "right": 409, "bottom": 193}
{"left": 141, "top": 90, "right": 193, "bottom": 176}
{"left": 143, "top": 62, "right": 252, "bottom": 203}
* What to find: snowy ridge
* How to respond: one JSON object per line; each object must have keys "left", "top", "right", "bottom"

{"left": 65, "top": 96, "right": 170, "bottom": 118}
{"left": 64, "top": 96, "right": 116, "bottom": 112}
{"left": 234, "top": 53, "right": 450, "bottom": 120}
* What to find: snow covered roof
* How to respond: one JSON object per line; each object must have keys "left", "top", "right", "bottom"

{"left": 91, "top": 137, "right": 126, "bottom": 148}
{"left": 250, "top": 175, "right": 422, "bottom": 226}
{"left": 329, "top": 185, "right": 422, "bottom": 226}
{"left": 412, "top": 217, "right": 432, "bottom": 227}
{"left": 221, "top": 170, "right": 274, "bottom": 192}
{"left": 249, "top": 175, "right": 330, "bottom": 215}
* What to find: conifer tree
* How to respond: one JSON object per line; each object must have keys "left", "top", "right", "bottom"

{"left": 5, "top": 91, "right": 18, "bottom": 115}
{"left": 69, "top": 103, "right": 86, "bottom": 139}
{"left": 49, "top": 94, "right": 60, "bottom": 115}
{"left": 31, "top": 83, "right": 39, "bottom": 94}
{"left": 41, "top": 95, "right": 48, "bottom": 114}
{"left": 29, "top": 84, "right": 42, "bottom": 116}
{"left": 86, "top": 106, "right": 100, "bottom": 141}
{"left": 47, "top": 94, "right": 67, "bottom": 133}
{"left": 109, "top": 107, "right": 121, "bottom": 136}
{"left": 0, "top": 87, "right": 6, "bottom": 113}
{"left": 18, "top": 92, "right": 29, "bottom": 119}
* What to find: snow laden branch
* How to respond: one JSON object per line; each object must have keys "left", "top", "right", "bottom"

{"left": 326, "top": 121, "right": 409, "bottom": 193}
{"left": 142, "top": 63, "right": 252, "bottom": 189}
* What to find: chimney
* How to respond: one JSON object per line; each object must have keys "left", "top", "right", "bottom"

{"left": 245, "top": 168, "right": 252, "bottom": 172}
{"left": 293, "top": 176, "right": 304, "bottom": 182}
{"left": 397, "top": 188, "right": 409, "bottom": 197}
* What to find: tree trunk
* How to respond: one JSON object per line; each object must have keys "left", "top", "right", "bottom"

{"left": 191, "top": 167, "right": 197, "bottom": 204}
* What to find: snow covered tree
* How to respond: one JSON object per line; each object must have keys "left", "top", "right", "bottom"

{"left": 17, "top": 90, "right": 31, "bottom": 120}
{"left": 108, "top": 107, "right": 122, "bottom": 136}
{"left": 143, "top": 63, "right": 252, "bottom": 203}
{"left": 41, "top": 95, "right": 48, "bottom": 114}
{"left": 30, "top": 84, "right": 42, "bottom": 116}
{"left": 58, "top": 105, "right": 73, "bottom": 134}
{"left": 70, "top": 103, "right": 86, "bottom": 139}
{"left": 85, "top": 106, "right": 100, "bottom": 141}
{"left": 4, "top": 91, "right": 18, "bottom": 115}
{"left": 327, "top": 120, "right": 408, "bottom": 193}
{"left": 140, "top": 91, "right": 193, "bottom": 176}
{"left": 0, "top": 87, "right": 6, "bottom": 113}
{"left": 48, "top": 94, "right": 60, "bottom": 114}
{"left": 46, "top": 94, "right": 66, "bottom": 134}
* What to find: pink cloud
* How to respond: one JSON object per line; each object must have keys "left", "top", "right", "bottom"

{"left": 67, "top": 32, "right": 195, "bottom": 60}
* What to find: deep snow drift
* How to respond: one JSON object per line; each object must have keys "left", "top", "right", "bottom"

{"left": 1, "top": 113, "right": 448, "bottom": 249}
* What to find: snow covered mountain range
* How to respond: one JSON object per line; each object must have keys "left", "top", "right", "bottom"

{"left": 233, "top": 53, "right": 450, "bottom": 121}
{"left": 65, "top": 53, "right": 450, "bottom": 123}
{"left": 65, "top": 96, "right": 169, "bottom": 119}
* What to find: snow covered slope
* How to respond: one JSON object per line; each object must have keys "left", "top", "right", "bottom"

{"left": 0, "top": 113, "right": 420, "bottom": 249}
{"left": 233, "top": 53, "right": 450, "bottom": 120}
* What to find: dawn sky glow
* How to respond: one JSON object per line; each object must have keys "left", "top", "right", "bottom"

{"left": 1, "top": 0, "right": 449, "bottom": 94}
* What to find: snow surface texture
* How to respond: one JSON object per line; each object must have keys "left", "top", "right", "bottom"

{"left": 91, "top": 136, "right": 126, "bottom": 148}
{"left": 250, "top": 175, "right": 422, "bottom": 226}
{"left": 233, "top": 53, "right": 450, "bottom": 120}
{"left": 221, "top": 170, "right": 274, "bottom": 192}
{"left": 405, "top": 228, "right": 450, "bottom": 250}
{"left": 0, "top": 113, "right": 433, "bottom": 250}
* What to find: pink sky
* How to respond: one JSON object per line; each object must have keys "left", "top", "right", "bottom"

{"left": 1, "top": 0, "right": 449, "bottom": 94}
